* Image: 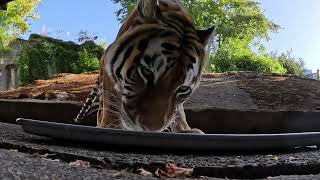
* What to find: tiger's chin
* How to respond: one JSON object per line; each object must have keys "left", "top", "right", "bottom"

{"left": 121, "top": 120, "right": 167, "bottom": 132}
{"left": 123, "top": 124, "right": 145, "bottom": 132}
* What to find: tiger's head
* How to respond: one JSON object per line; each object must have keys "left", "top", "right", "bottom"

{"left": 104, "top": 0, "right": 215, "bottom": 131}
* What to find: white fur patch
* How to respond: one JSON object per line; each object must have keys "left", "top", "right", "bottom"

{"left": 183, "top": 59, "right": 199, "bottom": 89}
{"left": 139, "top": 38, "right": 168, "bottom": 85}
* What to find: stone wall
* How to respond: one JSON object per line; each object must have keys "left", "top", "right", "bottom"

{"left": 0, "top": 39, "right": 26, "bottom": 91}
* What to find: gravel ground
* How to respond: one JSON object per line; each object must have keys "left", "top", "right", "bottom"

{"left": 2, "top": 122, "right": 320, "bottom": 179}
{"left": 0, "top": 149, "right": 150, "bottom": 180}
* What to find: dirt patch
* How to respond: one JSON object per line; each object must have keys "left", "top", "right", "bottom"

{"left": 234, "top": 73, "right": 320, "bottom": 111}
{"left": 186, "top": 75, "right": 257, "bottom": 110}
{"left": 0, "top": 72, "right": 98, "bottom": 102}
{"left": 1, "top": 71, "right": 320, "bottom": 111}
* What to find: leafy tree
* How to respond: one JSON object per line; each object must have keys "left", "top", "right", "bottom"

{"left": 98, "top": 39, "right": 108, "bottom": 49}
{"left": 270, "top": 50, "right": 306, "bottom": 76}
{"left": 0, "top": 0, "right": 41, "bottom": 48}
{"left": 76, "top": 30, "right": 98, "bottom": 43}
{"left": 111, "top": 0, "right": 283, "bottom": 74}
{"left": 72, "top": 48, "right": 99, "bottom": 74}
{"left": 211, "top": 38, "right": 286, "bottom": 74}
{"left": 111, "top": 0, "right": 136, "bottom": 23}
{"left": 111, "top": 0, "right": 279, "bottom": 44}
{"left": 17, "top": 34, "right": 103, "bottom": 85}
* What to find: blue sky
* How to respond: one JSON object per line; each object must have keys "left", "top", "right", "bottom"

{"left": 23, "top": 0, "right": 122, "bottom": 43}
{"left": 259, "top": 0, "right": 320, "bottom": 72}
{"left": 23, "top": 0, "right": 320, "bottom": 71}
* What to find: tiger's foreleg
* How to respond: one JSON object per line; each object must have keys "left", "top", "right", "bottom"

{"left": 171, "top": 104, "right": 204, "bottom": 134}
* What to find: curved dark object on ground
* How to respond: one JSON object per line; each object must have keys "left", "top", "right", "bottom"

{"left": 17, "top": 118, "right": 320, "bottom": 151}
{"left": 2, "top": 99, "right": 320, "bottom": 134}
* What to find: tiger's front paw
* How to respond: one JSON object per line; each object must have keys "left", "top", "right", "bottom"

{"left": 179, "top": 128, "right": 205, "bottom": 134}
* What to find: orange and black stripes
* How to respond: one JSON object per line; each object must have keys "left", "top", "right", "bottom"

{"left": 74, "top": 0, "right": 215, "bottom": 131}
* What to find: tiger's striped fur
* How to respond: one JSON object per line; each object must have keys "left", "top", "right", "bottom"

{"left": 74, "top": 79, "right": 100, "bottom": 123}
{"left": 75, "top": 0, "right": 215, "bottom": 133}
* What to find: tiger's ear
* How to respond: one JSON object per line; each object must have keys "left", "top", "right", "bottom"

{"left": 137, "top": 0, "right": 159, "bottom": 19}
{"left": 197, "top": 26, "right": 216, "bottom": 47}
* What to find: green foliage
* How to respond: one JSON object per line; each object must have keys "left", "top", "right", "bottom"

{"left": 270, "top": 51, "right": 306, "bottom": 76}
{"left": 210, "top": 38, "right": 287, "bottom": 74}
{"left": 98, "top": 40, "right": 108, "bottom": 49}
{"left": 0, "top": 0, "right": 41, "bottom": 48}
{"left": 17, "top": 34, "right": 103, "bottom": 85}
{"left": 111, "top": 0, "right": 285, "bottom": 74}
{"left": 111, "top": 0, "right": 136, "bottom": 22}
{"left": 17, "top": 40, "right": 50, "bottom": 84}
{"left": 111, "top": 0, "right": 279, "bottom": 42}
{"left": 72, "top": 48, "right": 100, "bottom": 74}
{"left": 76, "top": 30, "right": 98, "bottom": 43}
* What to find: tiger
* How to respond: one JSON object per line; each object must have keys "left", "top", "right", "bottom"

{"left": 74, "top": 0, "right": 215, "bottom": 134}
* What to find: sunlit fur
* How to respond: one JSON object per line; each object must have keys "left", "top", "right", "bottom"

{"left": 76, "top": 0, "right": 215, "bottom": 133}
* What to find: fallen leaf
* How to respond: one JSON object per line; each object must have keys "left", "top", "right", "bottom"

{"left": 112, "top": 168, "right": 130, "bottom": 177}
{"left": 164, "top": 163, "right": 194, "bottom": 178}
{"left": 31, "top": 151, "right": 41, "bottom": 157}
{"left": 155, "top": 163, "right": 194, "bottom": 178}
{"left": 69, "top": 160, "right": 90, "bottom": 168}
{"left": 112, "top": 171, "right": 122, "bottom": 177}
{"left": 137, "top": 168, "right": 152, "bottom": 176}
{"left": 154, "top": 168, "right": 166, "bottom": 177}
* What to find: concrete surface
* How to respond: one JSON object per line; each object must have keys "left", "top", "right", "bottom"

{"left": 185, "top": 76, "right": 257, "bottom": 110}
{"left": 0, "top": 99, "right": 87, "bottom": 125}
{"left": 2, "top": 122, "right": 320, "bottom": 179}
